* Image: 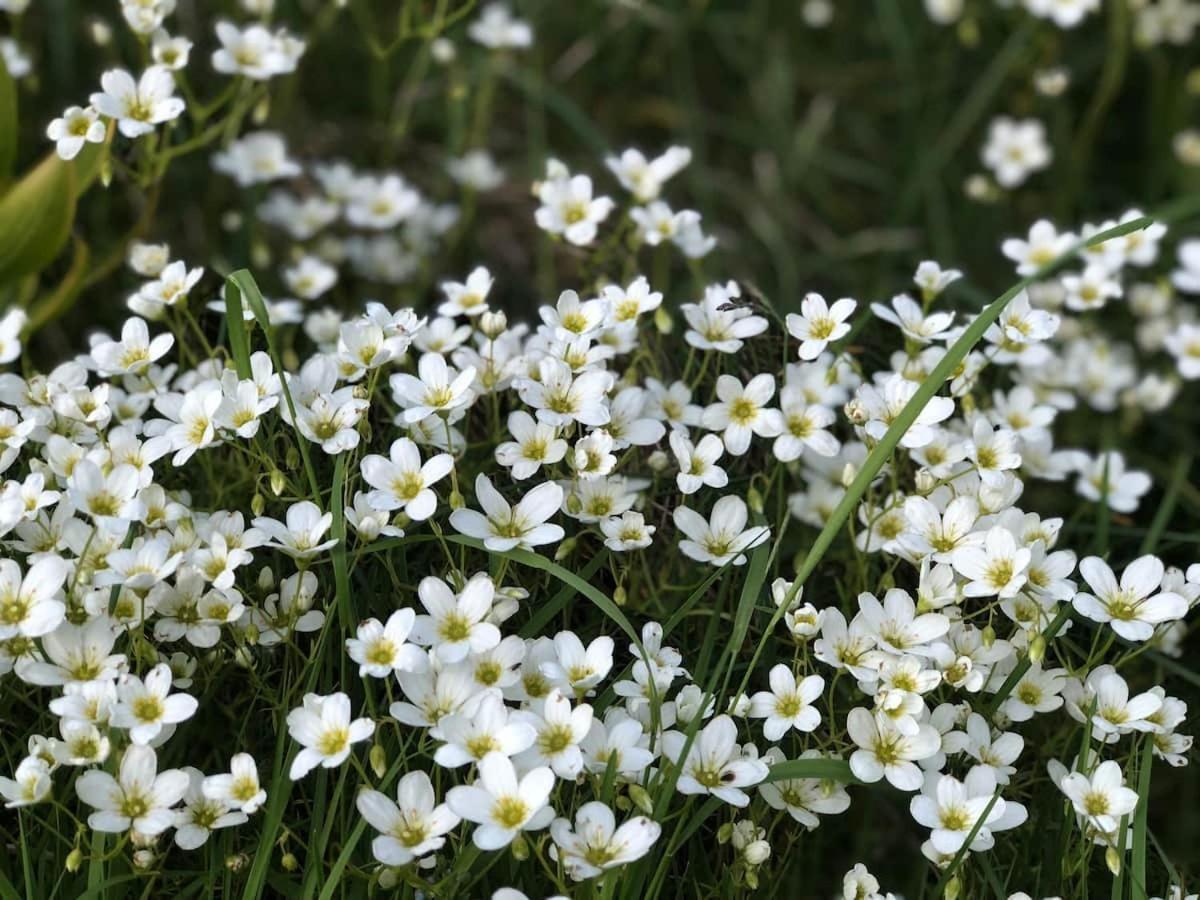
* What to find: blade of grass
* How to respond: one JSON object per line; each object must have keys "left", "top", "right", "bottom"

{"left": 1130, "top": 735, "right": 1153, "bottom": 900}
{"left": 222, "top": 275, "right": 253, "bottom": 380}
{"left": 1139, "top": 453, "right": 1190, "bottom": 555}
{"left": 226, "top": 269, "right": 321, "bottom": 502}
{"left": 761, "top": 757, "right": 856, "bottom": 784}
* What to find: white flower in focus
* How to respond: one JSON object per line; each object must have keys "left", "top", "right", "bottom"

{"left": 786, "top": 293, "right": 856, "bottom": 360}
{"left": 286, "top": 692, "right": 375, "bottom": 780}
{"left": 46, "top": 106, "right": 107, "bottom": 160}
{"left": 674, "top": 495, "right": 769, "bottom": 567}
{"left": 550, "top": 801, "right": 661, "bottom": 881}
{"left": 446, "top": 752, "right": 555, "bottom": 850}
{"left": 1074, "top": 555, "right": 1188, "bottom": 642}
{"left": 662, "top": 715, "right": 769, "bottom": 807}
{"left": 357, "top": 771, "right": 461, "bottom": 866}
{"left": 75, "top": 744, "right": 188, "bottom": 834}
{"left": 450, "top": 475, "right": 565, "bottom": 552}
{"left": 90, "top": 66, "right": 185, "bottom": 138}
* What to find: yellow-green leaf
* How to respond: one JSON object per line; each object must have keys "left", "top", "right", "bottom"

{"left": 0, "top": 55, "right": 16, "bottom": 182}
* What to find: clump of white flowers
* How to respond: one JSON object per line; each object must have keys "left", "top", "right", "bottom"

{"left": 3, "top": 0, "right": 1199, "bottom": 898}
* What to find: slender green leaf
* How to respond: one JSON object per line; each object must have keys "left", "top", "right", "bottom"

{"left": 223, "top": 274, "right": 253, "bottom": 379}
{"left": 0, "top": 55, "right": 16, "bottom": 182}
{"left": 762, "top": 757, "right": 857, "bottom": 784}
{"left": 1131, "top": 735, "right": 1153, "bottom": 900}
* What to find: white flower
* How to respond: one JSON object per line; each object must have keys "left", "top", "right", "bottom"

{"left": 46, "top": 106, "right": 107, "bottom": 160}
{"left": 68, "top": 459, "right": 141, "bottom": 522}
{"left": 0, "top": 555, "right": 69, "bottom": 640}
{"left": 151, "top": 30, "right": 193, "bottom": 70}
{"left": 433, "top": 693, "right": 536, "bottom": 768}
{"left": 450, "top": 475, "right": 565, "bottom": 552}
{"left": 111, "top": 663, "right": 199, "bottom": 745}
{"left": 550, "top": 801, "right": 661, "bottom": 881}
{"left": 91, "top": 317, "right": 174, "bottom": 376}
{"left": 346, "top": 609, "right": 425, "bottom": 678}
{"left": 468, "top": 3, "right": 533, "bottom": 49}
{"left": 211, "top": 21, "right": 299, "bottom": 79}
{"left": 1025, "top": 0, "right": 1100, "bottom": 28}
{"left": 870, "top": 294, "right": 954, "bottom": 343}
{"left": 0, "top": 757, "right": 52, "bottom": 807}
{"left": 1164, "top": 322, "right": 1200, "bottom": 379}
{"left": 1074, "top": 555, "right": 1187, "bottom": 641}
{"left": 360, "top": 438, "right": 453, "bottom": 521}
{"left": 951, "top": 526, "right": 1031, "bottom": 598}
{"left": 535, "top": 170, "right": 614, "bottom": 246}
{"left": 390, "top": 352, "right": 477, "bottom": 423}
{"left": 513, "top": 690, "right": 593, "bottom": 778}
{"left": 203, "top": 752, "right": 266, "bottom": 814}
{"left": 910, "top": 767, "right": 1008, "bottom": 854}
{"left": 670, "top": 429, "right": 728, "bottom": 495}
{"left": 439, "top": 266, "right": 494, "bottom": 318}
{"left": 0, "top": 309, "right": 26, "bottom": 364}
{"left": 786, "top": 293, "right": 856, "bottom": 360}
{"left": 75, "top": 744, "right": 188, "bottom": 835}
{"left": 447, "top": 150, "right": 505, "bottom": 190}
{"left": 446, "top": 752, "right": 555, "bottom": 850}
{"left": 662, "top": 714, "right": 769, "bottom": 807}
{"left": 605, "top": 146, "right": 692, "bottom": 202}
{"left": 253, "top": 501, "right": 337, "bottom": 560}
{"left": 357, "top": 771, "right": 461, "bottom": 866}
{"left": 681, "top": 281, "right": 767, "bottom": 354}
{"left": 674, "top": 495, "right": 770, "bottom": 566}
{"left": 702, "top": 373, "right": 784, "bottom": 456}
{"left": 600, "top": 511, "right": 655, "bottom": 551}
{"left": 90, "top": 66, "right": 185, "bottom": 138}
{"left": 774, "top": 389, "right": 839, "bottom": 461}
{"left": 981, "top": 116, "right": 1051, "bottom": 188}
{"left": 516, "top": 357, "right": 613, "bottom": 428}
{"left": 1002, "top": 219, "right": 1076, "bottom": 276}
{"left": 286, "top": 692, "right": 375, "bottom": 780}
{"left": 1059, "top": 760, "right": 1138, "bottom": 835}
{"left": 411, "top": 573, "right": 501, "bottom": 664}
{"left": 748, "top": 665, "right": 824, "bottom": 740}
{"left": 284, "top": 255, "right": 338, "bottom": 300}
{"left": 495, "top": 411, "right": 568, "bottom": 480}
{"left": 847, "top": 707, "right": 940, "bottom": 790}
{"left": 213, "top": 131, "right": 301, "bottom": 186}
{"left": 1074, "top": 451, "right": 1151, "bottom": 514}
{"left": 174, "top": 768, "right": 247, "bottom": 850}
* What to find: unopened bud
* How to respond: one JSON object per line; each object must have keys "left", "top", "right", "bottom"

{"left": 430, "top": 37, "right": 456, "bottom": 64}
{"left": 844, "top": 398, "right": 867, "bottom": 425}
{"left": 614, "top": 585, "right": 627, "bottom": 607}
{"left": 480, "top": 310, "right": 507, "bottom": 337}
{"left": 628, "top": 784, "right": 653, "bottom": 815}
{"left": 510, "top": 834, "right": 530, "bottom": 861}
{"left": 840, "top": 463, "right": 857, "bottom": 488}
{"left": 944, "top": 875, "right": 961, "bottom": 900}
{"left": 449, "top": 490, "right": 464, "bottom": 510}
{"left": 370, "top": 744, "right": 387, "bottom": 779}
{"left": 981, "top": 624, "right": 996, "bottom": 647}
{"left": 717, "top": 822, "right": 733, "bottom": 845}
{"left": 647, "top": 449, "right": 669, "bottom": 472}
{"left": 280, "top": 852, "right": 298, "bottom": 872}
{"left": 66, "top": 848, "right": 84, "bottom": 872}
{"left": 747, "top": 485, "right": 764, "bottom": 515}
{"left": 554, "top": 537, "right": 577, "bottom": 562}
{"left": 286, "top": 447, "right": 300, "bottom": 470}
{"left": 1105, "top": 846, "right": 1122, "bottom": 876}
{"left": 258, "top": 566, "right": 275, "bottom": 591}
{"left": 269, "top": 469, "right": 287, "bottom": 496}
{"left": 914, "top": 467, "right": 937, "bottom": 493}
{"left": 251, "top": 493, "right": 265, "bottom": 516}
{"left": 654, "top": 306, "right": 673, "bottom": 335}
{"left": 1029, "top": 633, "right": 1046, "bottom": 663}
{"left": 252, "top": 94, "right": 271, "bottom": 125}
{"left": 133, "top": 850, "right": 155, "bottom": 869}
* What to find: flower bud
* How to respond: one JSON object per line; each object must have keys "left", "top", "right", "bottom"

{"left": 1028, "top": 633, "right": 1046, "bottom": 664}
{"left": 840, "top": 463, "right": 857, "bottom": 488}
{"left": 269, "top": 469, "right": 287, "bottom": 496}
{"left": 286, "top": 447, "right": 300, "bottom": 470}
{"left": 614, "top": 585, "right": 627, "bottom": 607}
{"left": 480, "top": 310, "right": 507, "bottom": 337}
{"left": 370, "top": 743, "right": 387, "bottom": 779}
{"left": 628, "top": 784, "right": 653, "bottom": 815}
{"left": 1105, "top": 846, "right": 1122, "bottom": 876}
{"left": 647, "top": 449, "right": 669, "bottom": 472}
{"left": 281, "top": 852, "right": 299, "bottom": 872}
{"left": 251, "top": 493, "right": 266, "bottom": 517}
{"left": 510, "top": 834, "right": 530, "bottom": 861}
{"left": 554, "top": 537, "right": 577, "bottom": 562}
{"left": 449, "top": 490, "right": 464, "bottom": 510}
{"left": 133, "top": 850, "right": 155, "bottom": 869}
{"left": 66, "top": 848, "right": 84, "bottom": 873}
{"left": 431, "top": 37, "right": 456, "bottom": 64}
{"left": 654, "top": 306, "right": 673, "bottom": 334}
{"left": 747, "top": 485, "right": 764, "bottom": 515}
{"left": 944, "top": 875, "right": 961, "bottom": 900}
{"left": 914, "top": 467, "right": 937, "bottom": 493}
{"left": 981, "top": 624, "right": 996, "bottom": 647}
{"left": 844, "top": 398, "right": 867, "bottom": 425}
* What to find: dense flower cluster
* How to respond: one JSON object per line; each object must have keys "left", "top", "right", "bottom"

{"left": 3, "top": 0, "right": 1199, "bottom": 898}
